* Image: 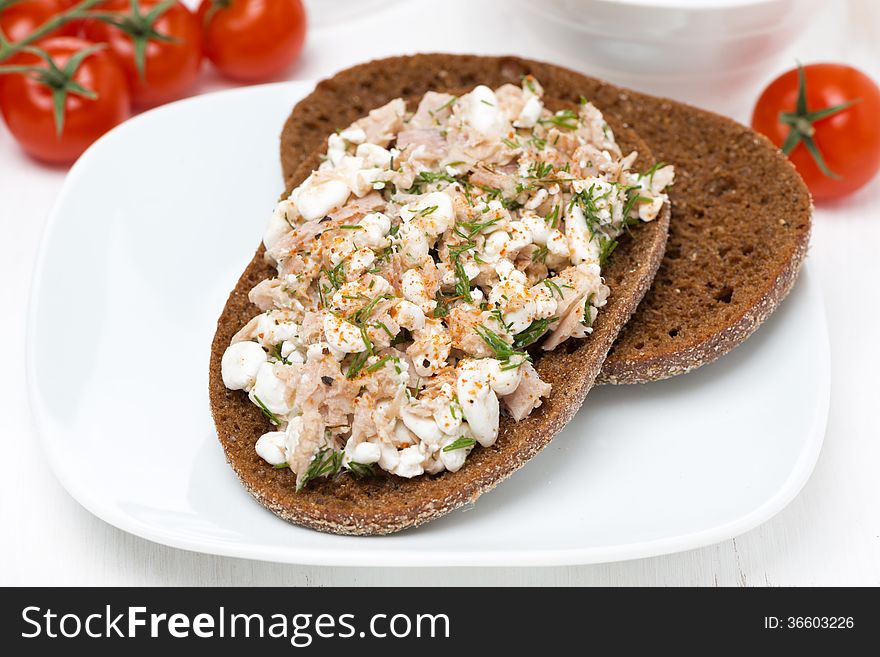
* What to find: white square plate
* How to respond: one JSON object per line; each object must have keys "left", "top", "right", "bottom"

{"left": 27, "top": 81, "right": 830, "bottom": 566}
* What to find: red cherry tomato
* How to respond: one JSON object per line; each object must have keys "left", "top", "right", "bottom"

{"left": 197, "top": 0, "right": 306, "bottom": 82}
{"left": 83, "top": 0, "right": 202, "bottom": 107}
{"left": 752, "top": 63, "right": 880, "bottom": 202}
{"left": 52, "top": 0, "right": 90, "bottom": 38}
{"left": 0, "top": 0, "right": 75, "bottom": 43}
{"left": 0, "top": 36, "right": 131, "bottom": 163}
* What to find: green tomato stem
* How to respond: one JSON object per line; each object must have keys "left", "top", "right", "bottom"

{"left": 776, "top": 63, "right": 862, "bottom": 178}
{"left": 0, "top": 0, "right": 109, "bottom": 63}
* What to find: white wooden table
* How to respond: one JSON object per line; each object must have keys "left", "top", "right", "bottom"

{"left": 2, "top": 0, "right": 878, "bottom": 586}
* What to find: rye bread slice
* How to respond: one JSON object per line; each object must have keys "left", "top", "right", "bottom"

{"left": 209, "top": 99, "right": 670, "bottom": 535}
{"left": 279, "top": 54, "right": 812, "bottom": 384}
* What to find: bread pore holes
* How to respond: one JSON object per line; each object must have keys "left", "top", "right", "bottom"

{"left": 714, "top": 286, "right": 734, "bottom": 304}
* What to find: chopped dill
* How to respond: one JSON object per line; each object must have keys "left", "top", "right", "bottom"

{"left": 513, "top": 317, "right": 556, "bottom": 349}
{"left": 297, "top": 448, "right": 344, "bottom": 491}
{"left": 365, "top": 355, "right": 391, "bottom": 374}
{"left": 531, "top": 244, "right": 549, "bottom": 263}
{"left": 597, "top": 234, "right": 618, "bottom": 265}
{"left": 346, "top": 461, "right": 377, "bottom": 478}
{"left": 543, "top": 278, "right": 568, "bottom": 299}
{"left": 269, "top": 343, "right": 291, "bottom": 365}
{"left": 545, "top": 204, "right": 560, "bottom": 229}
{"left": 253, "top": 395, "right": 282, "bottom": 426}
{"left": 322, "top": 260, "right": 346, "bottom": 290}
{"left": 443, "top": 436, "right": 477, "bottom": 452}
{"left": 540, "top": 108, "right": 579, "bottom": 130}
{"left": 473, "top": 324, "right": 528, "bottom": 364}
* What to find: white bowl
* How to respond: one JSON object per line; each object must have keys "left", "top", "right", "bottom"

{"left": 514, "top": 0, "right": 821, "bottom": 113}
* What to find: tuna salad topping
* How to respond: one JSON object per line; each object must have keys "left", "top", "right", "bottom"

{"left": 221, "top": 77, "right": 674, "bottom": 490}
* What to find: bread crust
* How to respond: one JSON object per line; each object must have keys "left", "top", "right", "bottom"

{"left": 209, "top": 99, "right": 669, "bottom": 535}
{"left": 279, "top": 54, "right": 812, "bottom": 384}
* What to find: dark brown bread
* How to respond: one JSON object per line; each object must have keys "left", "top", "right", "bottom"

{"left": 209, "top": 101, "right": 670, "bottom": 535}
{"left": 279, "top": 54, "right": 812, "bottom": 383}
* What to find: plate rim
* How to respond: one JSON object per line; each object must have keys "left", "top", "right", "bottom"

{"left": 25, "top": 81, "right": 831, "bottom": 567}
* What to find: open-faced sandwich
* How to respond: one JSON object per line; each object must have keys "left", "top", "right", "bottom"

{"left": 209, "top": 74, "right": 672, "bottom": 534}
{"left": 280, "top": 55, "right": 812, "bottom": 385}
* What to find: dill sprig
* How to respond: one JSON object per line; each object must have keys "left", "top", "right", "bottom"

{"left": 415, "top": 204, "right": 438, "bottom": 217}
{"left": 448, "top": 217, "right": 501, "bottom": 305}
{"left": 622, "top": 185, "right": 646, "bottom": 218}
{"left": 433, "top": 290, "right": 456, "bottom": 318}
{"left": 346, "top": 351, "right": 370, "bottom": 380}
{"left": 405, "top": 170, "right": 458, "bottom": 193}
{"left": 252, "top": 395, "right": 282, "bottom": 426}
{"left": 474, "top": 183, "right": 503, "bottom": 202}
{"left": 373, "top": 320, "right": 394, "bottom": 338}
{"left": 539, "top": 108, "right": 579, "bottom": 130}
{"left": 365, "top": 355, "right": 392, "bottom": 374}
{"left": 545, "top": 204, "right": 560, "bottom": 229}
{"left": 531, "top": 244, "right": 549, "bottom": 263}
{"left": 341, "top": 291, "right": 397, "bottom": 379}
{"left": 455, "top": 216, "right": 503, "bottom": 241}
{"left": 513, "top": 317, "right": 557, "bottom": 349}
{"left": 269, "top": 342, "right": 291, "bottom": 365}
{"left": 643, "top": 161, "right": 668, "bottom": 185}
{"left": 448, "top": 241, "right": 476, "bottom": 260}
{"left": 350, "top": 294, "right": 394, "bottom": 326}
{"left": 474, "top": 324, "right": 528, "bottom": 363}
{"left": 453, "top": 259, "right": 473, "bottom": 303}
{"left": 296, "top": 448, "right": 344, "bottom": 491}
{"left": 488, "top": 308, "right": 511, "bottom": 333}
{"left": 543, "top": 278, "right": 569, "bottom": 299}
{"left": 345, "top": 324, "right": 375, "bottom": 380}
{"left": 569, "top": 183, "right": 607, "bottom": 235}
{"left": 584, "top": 292, "right": 597, "bottom": 329}
{"left": 531, "top": 161, "right": 553, "bottom": 179}
{"left": 597, "top": 234, "right": 618, "bottom": 265}
{"left": 321, "top": 260, "right": 346, "bottom": 290}
{"left": 522, "top": 75, "right": 538, "bottom": 94}
{"left": 346, "top": 461, "right": 378, "bottom": 478}
{"left": 442, "top": 436, "right": 477, "bottom": 452}
{"left": 528, "top": 134, "right": 547, "bottom": 150}
{"left": 436, "top": 95, "right": 457, "bottom": 112}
